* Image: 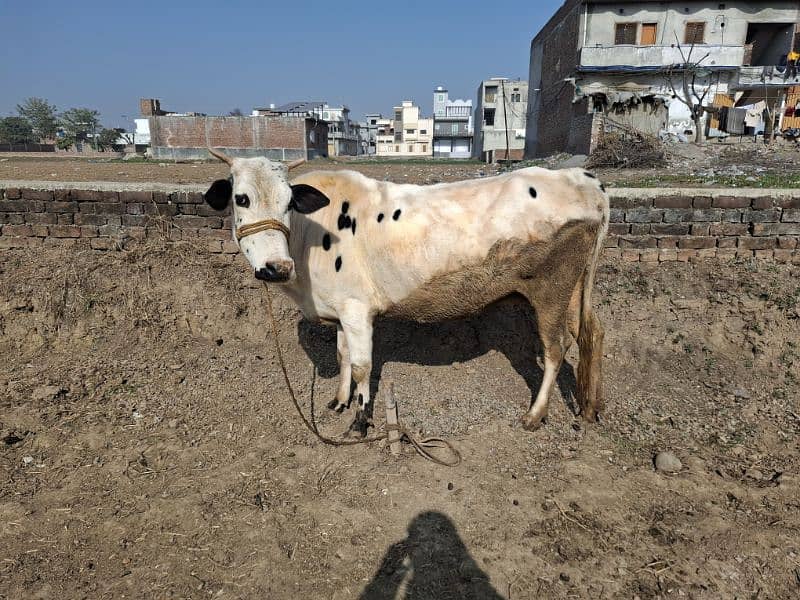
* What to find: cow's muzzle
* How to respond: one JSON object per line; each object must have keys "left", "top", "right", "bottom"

{"left": 255, "top": 261, "right": 294, "bottom": 282}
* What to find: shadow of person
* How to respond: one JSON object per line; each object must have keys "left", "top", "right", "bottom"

{"left": 360, "top": 511, "right": 505, "bottom": 600}
{"left": 297, "top": 294, "right": 578, "bottom": 416}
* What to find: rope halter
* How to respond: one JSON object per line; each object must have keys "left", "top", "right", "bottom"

{"left": 235, "top": 219, "right": 290, "bottom": 243}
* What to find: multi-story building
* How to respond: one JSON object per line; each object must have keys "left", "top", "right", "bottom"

{"left": 358, "top": 113, "right": 382, "bottom": 155}
{"left": 432, "top": 86, "right": 473, "bottom": 158}
{"left": 524, "top": 1, "right": 800, "bottom": 157}
{"left": 473, "top": 78, "right": 529, "bottom": 162}
{"left": 375, "top": 101, "right": 433, "bottom": 157}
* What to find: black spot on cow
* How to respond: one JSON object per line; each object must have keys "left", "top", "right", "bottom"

{"left": 351, "top": 218, "right": 357, "bottom": 235}
{"left": 341, "top": 201, "right": 349, "bottom": 214}
{"left": 358, "top": 393, "right": 364, "bottom": 407}
{"left": 322, "top": 233, "right": 331, "bottom": 251}
{"left": 584, "top": 171, "right": 597, "bottom": 179}
{"left": 338, "top": 214, "right": 352, "bottom": 230}
{"left": 392, "top": 209, "right": 401, "bottom": 221}
{"left": 335, "top": 256, "right": 342, "bottom": 272}
{"left": 529, "top": 187, "right": 537, "bottom": 198}
{"left": 377, "top": 213, "right": 384, "bottom": 222}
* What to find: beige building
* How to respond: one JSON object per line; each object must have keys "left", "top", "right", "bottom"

{"left": 375, "top": 101, "right": 433, "bottom": 157}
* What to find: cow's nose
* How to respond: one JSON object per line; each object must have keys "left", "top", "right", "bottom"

{"left": 255, "top": 260, "right": 293, "bottom": 282}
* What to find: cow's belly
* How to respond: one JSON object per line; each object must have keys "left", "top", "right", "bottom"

{"left": 382, "top": 237, "right": 542, "bottom": 322}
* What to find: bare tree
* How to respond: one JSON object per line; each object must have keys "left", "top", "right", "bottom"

{"left": 664, "top": 40, "right": 713, "bottom": 144}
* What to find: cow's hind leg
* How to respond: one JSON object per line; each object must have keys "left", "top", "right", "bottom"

{"left": 340, "top": 307, "right": 374, "bottom": 437}
{"left": 520, "top": 310, "right": 570, "bottom": 431}
{"left": 327, "top": 324, "right": 352, "bottom": 413}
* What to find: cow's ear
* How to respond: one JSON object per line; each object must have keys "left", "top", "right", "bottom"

{"left": 289, "top": 184, "right": 330, "bottom": 214}
{"left": 204, "top": 179, "right": 232, "bottom": 211}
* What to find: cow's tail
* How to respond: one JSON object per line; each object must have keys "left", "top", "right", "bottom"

{"left": 576, "top": 173, "right": 608, "bottom": 422}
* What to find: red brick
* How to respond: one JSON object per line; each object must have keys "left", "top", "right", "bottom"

{"left": 754, "top": 249, "right": 774, "bottom": 259}
{"left": 777, "top": 236, "right": 798, "bottom": 249}
{"left": 30, "top": 225, "right": 49, "bottom": 237}
{"left": 1, "top": 213, "right": 24, "bottom": 225}
{"left": 119, "top": 191, "right": 153, "bottom": 203}
{"left": 658, "top": 249, "right": 677, "bottom": 262}
{"left": 79, "top": 226, "right": 98, "bottom": 238}
{"left": 744, "top": 209, "right": 780, "bottom": 222}
{"left": 711, "top": 196, "right": 750, "bottom": 208}
{"left": 74, "top": 213, "right": 107, "bottom": 226}
{"left": 608, "top": 223, "right": 629, "bottom": 236}
{"left": 710, "top": 223, "right": 748, "bottom": 236}
{"left": 630, "top": 223, "right": 650, "bottom": 235}
{"left": 653, "top": 196, "right": 691, "bottom": 208}
{"left": 678, "top": 237, "right": 716, "bottom": 249}
{"left": 122, "top": 215, "right": 150, "bottom": 227}
{"left": 774, "top": 249, "right": 793, "bottom": 263}
{"left": 690, "top": 224, "right": 710, "bottom": 236}
{"left": 753, "top": 223, "right": 800, "bottom": 236}
{"left": 657, "top": 236, "right": 682, "bottom": 248}
{"left": 57, "top": 214, "right": 74, "bottom": 225}
{"left": 736, "top": 249, "right": 755, "bottom": 259}
{"left": 25, "top": 213, "right": 57, "bottom": 225}
{"left": 776, "top": 197, "right": 800, "bottom": 209}
{"left": 621, "top": 250, "right": 640, "bottom": 262}
{"left": 222, "top": 240, "right": 239, "bottom": 254}
{"left": 738, "top": 237, "right": 777, "bottom": 250}
{"left": 0, "top": 236, "right": 42, "bottom": 249}
{"left": 21, "top": 189, "right": 53, "bottom": 201}
{"left": 693, "top": 196, "right": 712, "bottom": 208}
{"left": 47, "top": 201, "right": 78, "bottom": 213}
{"left": 716, "top": 249, "right": 737, "bottom": 261}
{"left": 0, "top": 200, "right": 30, "bottom": 212}
{"left": 717, "top": 237, "right": 738, "bottom": 248}
{"left": 174, "top": 215, "right": 222, "bottom": 229}
{"left": 640, "top": 249, "right": 659, "bottom": 262}
{"left": 618, "top": 235, "right": 657, "bottom": 249}
{"left": 50, "top": 225, "right": 81, "bottom": 238}
{"left": 677, "top": 250, "right": 694, "bottom": 262}
{"left": 5, "top": 188, "right": 21, "bottom": 199}
{"left": 155, "top": 204, "right": 178, "bottom": 217}
{"left": 177, "top": 203, "right": 197, "bottom": 215}
{"left": 751, "top": 196, "right": 775, "bottom": 209}
{"left": 783, "top": 209, "right": 800, "bottom": 222}
{"left": 651, "top": 223, "right": 689, "bottom": 235}
{"left": 53, "top": 189, "right": 71, "bottom": 201}
{"left": 2, "top": 224, "right": 33, "bottom": 236}
{"left": 96, "top": 202, "right": 126, "bottom": 215}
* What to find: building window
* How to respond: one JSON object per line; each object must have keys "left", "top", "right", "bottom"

{"left": 422, "top": 144, "right": 427, "bottom": 152}
{"left": 451, "top": 123, "right": 459, "bottom": 134}
{"left": 684, "top": 22, "right": 706, "bottom": 45}
{"left": 395, "top": 145, "right": 400, "bottom": 152}
{"left": 395, "top": 110, "right": 402, "bottom": 122}
{"left": 615, "top": 22, "right": 637, "bottom": 45}
{"left": 485, "top": 86, "right": 497, "bottom": 103}
{"left": 511, "top": 93, "right": 521, "bottom": 102}
{"left": 484, "top": 108, "right": 495, "bottom": 126}
{"left": 407, "top": 144, "right": 413, "bottom": 152}
{"left": 641, "top": 23, "right": 657, "bottom": 45}
{"left": 406, "top": 129, "right": 415, "bottom": 134}
{"left": 323, "top": 112, "right": 329, "bottom": 120}
{"left": 420, "top": 129, "right": 427, "bottom": 134}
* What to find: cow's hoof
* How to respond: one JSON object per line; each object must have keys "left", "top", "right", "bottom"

{"left": 581, "top": 406, "right": 599, "bottom": 424}
{"left": 520, "top": 413, "right": 546, "bottom": 431}
{"left": 327, "top": 398, "right": 347, "bottom": 413}
{"left": 345, "top": 412, "right": 373, "bottom": 438}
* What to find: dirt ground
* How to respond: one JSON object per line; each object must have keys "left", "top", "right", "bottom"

{"left": 0, "top": 138, "right": 798, "bottom": 188}
{"left": 1, "top": 235, "right": 799, "bottom": 599}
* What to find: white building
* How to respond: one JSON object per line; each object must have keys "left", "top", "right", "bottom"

{"left": 375, "top": 101, "right": 433, "bottom": 157}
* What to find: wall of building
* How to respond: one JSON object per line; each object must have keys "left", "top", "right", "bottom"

{"left": 582, "top": 2, "right": 800, "bottom": 50}
{"left": 148, "top": 115, "right": 327, "bottom": 161}
{"left": 474, "top": 80, "right": 528, "bottom": 161}
{"left": 1, "top": 184, "right": 798, "bottom": 263}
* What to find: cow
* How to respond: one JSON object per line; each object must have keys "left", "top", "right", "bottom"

{"left": 203, "top": 148, "right": 609, "bottom": 437}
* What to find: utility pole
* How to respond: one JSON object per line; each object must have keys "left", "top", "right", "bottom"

{"left": 501, "top": 79, "right": 510, "bottom": 162}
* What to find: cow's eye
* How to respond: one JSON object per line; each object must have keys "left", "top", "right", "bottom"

{"left": 235, "top": 194, "right": 250, "bottom": 208}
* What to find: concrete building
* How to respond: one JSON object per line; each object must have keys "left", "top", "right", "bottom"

{"left": 473, "top": 78, "right": 529, "bottom": 162}
{"left": 432, "top": 86, "right": 473, "bottom": 158}
{"left": 254, "top": 102, "right": 360, "bottom": 156}
{"left": 358, "top": 113, "right": 382, "bottom": 155}
{"left": 524, "top": 1, "right": 800, "bottom": 157}
{"left": 375, "top": 101, "right": 433, "bottom": 157}
{"left": 143, "top": 98, "right": 328, "bottom": 161}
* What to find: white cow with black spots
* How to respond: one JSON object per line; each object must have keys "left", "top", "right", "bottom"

{"left": 203, "top": 149, "right": 609, "bottom": 436}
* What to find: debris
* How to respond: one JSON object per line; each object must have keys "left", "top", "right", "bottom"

{"left": 22, "top": 455, "right": 34, "bottom": 465}
{"left": 587, "top": 130, "right": 666, "bottom": 169}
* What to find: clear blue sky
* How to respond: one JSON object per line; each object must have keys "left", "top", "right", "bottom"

{"left": 0, "top": 0, "right": 563, "bottom": 130}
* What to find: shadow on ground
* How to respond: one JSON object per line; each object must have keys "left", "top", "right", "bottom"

{"left": 359, "top": 511, "right": 505, "bottom": 600}
{"left": 298, "top": 295, "right": 578, "bottom": 415}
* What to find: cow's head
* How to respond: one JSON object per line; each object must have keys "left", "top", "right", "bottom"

{"left": 203, "top": 148, "right": 329, "bottom": 283}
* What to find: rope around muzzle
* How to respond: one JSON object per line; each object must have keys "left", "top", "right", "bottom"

{"left": 261, "top": 281, "right": 461, "bottom": 467}
{"left": 236, "top": 219, "right": 290, "bottom": 242}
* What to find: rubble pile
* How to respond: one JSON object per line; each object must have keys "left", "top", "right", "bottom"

{"left": 586, "top": 131, "right": 666, "bottom": 169}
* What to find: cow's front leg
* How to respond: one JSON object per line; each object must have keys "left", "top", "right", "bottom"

{"left": 327, "top": 324, "right": 352, "bottom": 413}
{"left": 340, "top": 307, "right": 374, "bottom": 438}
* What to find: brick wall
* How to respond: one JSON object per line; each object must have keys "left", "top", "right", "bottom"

{"left": 0, "top": 184, "right": 798, "bottom": 262}
{"left": 148, "top": 115, "right": 328, "bottom": 161}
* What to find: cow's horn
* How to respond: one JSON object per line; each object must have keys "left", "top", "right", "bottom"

{"left": 207, "top": 147, "right": 233, "bottom": 165}
{"left": 285, "top": 158, "right": 305, "bottom": 171}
